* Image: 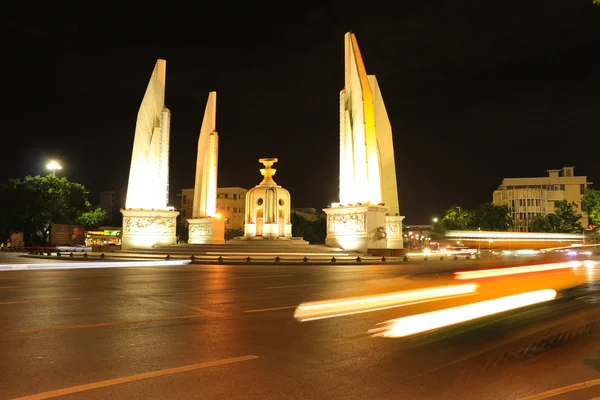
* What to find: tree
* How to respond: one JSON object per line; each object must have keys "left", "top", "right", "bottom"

{"left": 225, "top": 228, "right": 244, "bottom": 241}
{"left": 529, "top": 201, "right": 582, "bottom": 233}
{"left": 0, "top": 175, "right": 90, "bottom": 244}
{"left": 554, "top": 200, "right": 582, "bottom": 233}
{"left": 76, "top": 208, "right": 107, "bottom": 230}
{"left": 582, "top": 188, "right": 600, "bottom": 230}
{"left": 440, "top": 205, "right": 473, "bottom": 231}
{"left": 528, "top": 213, "right": 560, "bottom": 233}
{"left": 291, "top": 213, "right": 326, "bottom": 243}
{"left": 472, "top": 203, "right": 514, "bottom": 231}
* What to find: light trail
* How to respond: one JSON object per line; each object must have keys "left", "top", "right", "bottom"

{"left": 370, "top": 289, "right": 557, "bottom": 338}
{"left": 294, "top": 283, "right": 478, "bottom": 322}
{"left": 0, "top": 259, "right": 191, "bottom": 272}
{"left": 454, "top": 261, "right": 581, "bottom": 280}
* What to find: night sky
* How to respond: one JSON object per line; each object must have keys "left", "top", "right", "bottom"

{"left": 5, "top": 1, "right": 600, "bottom": 223}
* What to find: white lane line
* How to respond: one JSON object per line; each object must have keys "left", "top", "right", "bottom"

{"left": 0, "top": 298, "right": 81, "bottom": 305}
{"left": 244, "top": 305, "right": 297, "bottom": 313}
{"left": 235, "top": 274, "right": 294, "bottom": 279}
{"left": 263, "top": 284, "right": 319, "bottom": 290}
{"left": 519, "top": 378, "right": 600, "bottom": 400}
{"left": 11, "top": 355, "right": 259, "bottom": 400}
{"left": 19, "top": 315, "right": 202, "bottom": 334}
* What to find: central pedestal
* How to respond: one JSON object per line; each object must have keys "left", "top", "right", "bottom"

{"left": 187, "top": 217, "right": 225, "bottom": 244}
{"left": 121, "top": 208, "right": 179, "bottom": 250}
{"left": 323, "top": 205, "right": 389, "bottom": 253}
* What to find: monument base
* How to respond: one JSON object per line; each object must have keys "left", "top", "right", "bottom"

{"left": 244, "top": 223, "right": 292, "bottom": 239}
{"left": 187, "top": 217, "right": 225, "bottom": 244}
{"left": 323, "top": 204, "right": 389, "bottom": 253}
{"left": 121, "top": 208, "right": 179, "bottom": 250}
{"left": 385, "top": 215, "right": 405, "bottom": 249}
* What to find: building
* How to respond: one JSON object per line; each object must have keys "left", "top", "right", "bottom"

{"left": 179, "top": 187, "right": 247, "bottom": 230}
{"left": 99, "top": 191, "right": 119, "bottom": 226}
{"left": 179, "top": 188, "right": 195, "bottom": 221}
{"left": 493, "top": 166, "right": 592, "bottom": 232}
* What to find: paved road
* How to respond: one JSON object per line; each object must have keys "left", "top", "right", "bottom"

{"left": 1, "top": 255, "right": 600, "bottom": 399}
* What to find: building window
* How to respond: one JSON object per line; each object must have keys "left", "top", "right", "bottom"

{"left": 581, "top": 184, "right": 586, "bottom": 195}
{"left": 233, "top": 194, "right": 237, "bottom": 200}
{"left": 182, "top": 195, "right": 187, "bottom": 205}
{"left": 224, "top": 194, "right": 228, "bottom": 198}
{"left": 182, "top": 209, "right": 186, "bottom": 218}
{"left": 560, "top": 185, "right": 565, "bottom": 191}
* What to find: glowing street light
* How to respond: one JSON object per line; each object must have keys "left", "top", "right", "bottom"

{"left": 46, "top": 160, "right": 62, "bottom": 176}
{"left": 432, "top": 217, "right": 438, "bottom": 223}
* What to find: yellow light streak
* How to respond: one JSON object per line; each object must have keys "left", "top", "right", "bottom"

{"left": 454, "top": 261, "right": 581, "bottom": 280}
{"left": 294, "top": 283, "right": 478, "bottom": 322}
{"left": 371, "top": 289, "right": 557, "bottom": 338}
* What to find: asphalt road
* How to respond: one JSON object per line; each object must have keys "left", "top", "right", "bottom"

{"left": 1, "top": 253, "right": 600, "bottom": 399}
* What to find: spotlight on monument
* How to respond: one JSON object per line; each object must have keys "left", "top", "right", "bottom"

{"left": 46, "top": 160, "right": 62, "bottom": 176}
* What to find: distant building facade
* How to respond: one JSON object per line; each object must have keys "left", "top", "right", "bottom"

{"left": 179, "top": 187, "right": 247, "bottom": 230}
{"left": 492, "top": 166, "right": 592, "bottom": 232}
{"left": 100, "top": 190, "right": 121, "bottom": 226}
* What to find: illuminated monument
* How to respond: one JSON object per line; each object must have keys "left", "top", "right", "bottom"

{"left": 187, "top": 92, "right": 225, "bottom": 244}
{"left": 241, "top": 158, "right": 292, "bottom": 239}
{"left": 121, "top": 59, "right": 179, "bottom": 249}
{"left": 323, "top": 32, "right": 404, "bottom": 253}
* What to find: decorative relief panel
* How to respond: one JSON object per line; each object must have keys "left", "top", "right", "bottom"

{"left": 189, "top": 223, "right": 213, "bottom": 237}
{"left": 386, "top": 222, "right": 401, "bottom": 237}
{"left": 327, "top": 213, "right": 366, "bottom": 234}
{"left": 124, "top": 217, "right": 176, "bottom": 234}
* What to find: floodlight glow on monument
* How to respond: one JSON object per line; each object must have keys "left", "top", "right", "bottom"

{"left": 121, "top": 59, "right": 179, "bottom": 249}
{"left": 338, "top": 33, "right": 399, "bottom": 213}
{"left": 125, "top": 59, "right": 170, "bottom": 210}
{"left": 192, "top": 92, "right": 218, "bottom": 218}
{"left": 323, "top": 32, "right": 404, "bottom": 253}
{"left": 187, "top": 91, "right": 224, "bottom": 244}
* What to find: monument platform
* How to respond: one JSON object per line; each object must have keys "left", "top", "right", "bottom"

{"left": 117, "top": 242, "right": 356, "bottom": 257}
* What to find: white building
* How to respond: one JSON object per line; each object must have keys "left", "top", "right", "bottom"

{"left": 492, "top": 166, "right": 592, "bottom": 232}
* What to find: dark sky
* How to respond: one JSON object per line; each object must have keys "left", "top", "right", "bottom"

{"left": 5, "top": 1, "right": 600, "bottom": 223}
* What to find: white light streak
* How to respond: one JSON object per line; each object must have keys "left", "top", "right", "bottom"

{"left": 371, "top": 289, "right": 557, "bottom": 338}
{"left": 454, "top": 261, "right": 581, "bottom": 280}
{"left": 0, "top": 259, "right": 190, "bottom": 272}
{"left": 294, "top": 284, "right": 478, "bottom": 322}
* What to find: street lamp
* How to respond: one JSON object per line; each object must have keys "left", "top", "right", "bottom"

{"left": 433, "top": 217, "right": 438, "bottom": 223}
{"left": 46, "top": 160, "right": 62, "bottom": 176}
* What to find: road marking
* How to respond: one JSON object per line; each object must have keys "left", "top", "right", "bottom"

{"left": 0, "top": 298, "right": 81, "bottom": 305}
{"left": 520, "top": 378, "right": 600, "bottom": 400}
{"left": 19, "top": 315, "right": 201, "bottom": 334}
{"left": 244, "top": 305, "right": 297, "bottom": 313}
{"left": 11, "top": 354, "right": 259, "bottom": 400}
{"left": 263, "top": 284, "right": 319, "bottom": 290}
{"left": 235, "top": 274, "right": 294, "bottom": 279}
{"left": 0, "top": 284, "right": 81, "bottom": 289}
